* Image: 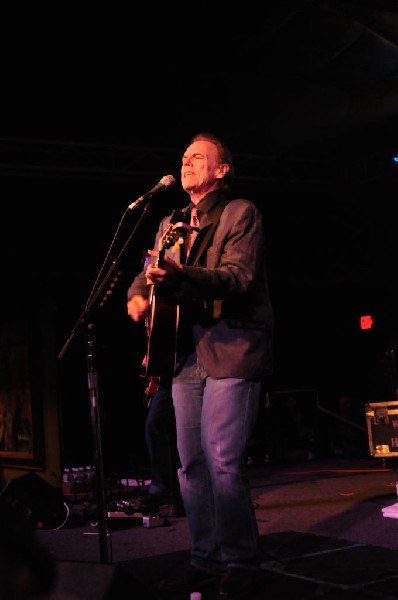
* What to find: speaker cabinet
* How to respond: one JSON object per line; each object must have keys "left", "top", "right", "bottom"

{"left": 0, "top": 472, "right": 68, "bottom": 530}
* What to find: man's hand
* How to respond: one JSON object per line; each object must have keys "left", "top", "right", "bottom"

{"left": 145, "top": 249, "right": 182, "bottom": 285}
{"left": 127, "top": 294, "right": 149, "bottom": 322}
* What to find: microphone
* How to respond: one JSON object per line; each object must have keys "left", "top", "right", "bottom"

{"left": 128, "top": 174, "right": 176, "bottom": 210}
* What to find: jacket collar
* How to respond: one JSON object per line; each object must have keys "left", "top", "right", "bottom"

{"left": 184, "top": 190, "right": 229, "bottom": 227}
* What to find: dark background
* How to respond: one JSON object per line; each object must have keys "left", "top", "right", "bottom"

{"left": 1, "top": 1, "right": 398, "bottom": 472}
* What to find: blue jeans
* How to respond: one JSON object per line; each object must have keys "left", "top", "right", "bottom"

{"left": 172, "top": 353, "right": 262, "bottom": 574}
{"left": 145, "top": 384, "right": 181, "bottom": 499}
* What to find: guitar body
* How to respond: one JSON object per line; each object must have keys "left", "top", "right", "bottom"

{"left": 146, "top": 290, "right": 179, "bottom": 377}
{"left": 144, "top": 220, "right": 190, "bottom": 377}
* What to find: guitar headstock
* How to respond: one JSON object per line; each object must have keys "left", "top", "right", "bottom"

{"left": 159, "top": 221, "right": 191, "bottom": 253}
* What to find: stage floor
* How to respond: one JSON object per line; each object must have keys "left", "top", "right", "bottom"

{"left": 29, "top": 457, "right": 398, "bottom": 599}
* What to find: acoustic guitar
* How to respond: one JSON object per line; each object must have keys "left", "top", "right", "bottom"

{"left": 145, "top": 221, "right": 191, "bottom": 377}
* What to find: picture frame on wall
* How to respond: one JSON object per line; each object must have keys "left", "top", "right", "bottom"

{"left": 0, "top": 319, "right": 45, "bottom": 468}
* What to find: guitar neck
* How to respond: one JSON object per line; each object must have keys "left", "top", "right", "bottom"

{"left": 155, "top": 249, "right": 166, "bottom": 269}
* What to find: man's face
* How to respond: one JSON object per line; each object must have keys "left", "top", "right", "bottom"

{"left": 181, "top": 140, "right": 225, "bottom": 196}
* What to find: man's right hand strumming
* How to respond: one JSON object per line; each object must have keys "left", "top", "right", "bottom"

{"left": 127, "top": 294, "right": 149, "bottom": 322}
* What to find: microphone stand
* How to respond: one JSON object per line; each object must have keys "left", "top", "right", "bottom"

{"left": 58, "top": 201, "right": 154, "bottom": 564}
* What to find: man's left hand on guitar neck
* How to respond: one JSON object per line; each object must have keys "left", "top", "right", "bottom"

{"left": 145, "top": 249, "right": 182, "bottom": 286}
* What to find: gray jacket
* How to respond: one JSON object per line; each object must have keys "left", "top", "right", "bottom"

{"left": 127, "top": 190, "right": 274, "bottom": 380}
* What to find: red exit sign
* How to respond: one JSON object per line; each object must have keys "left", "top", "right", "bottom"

{"left": 360, "top": 315, "right": 375, "bottom": 330}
